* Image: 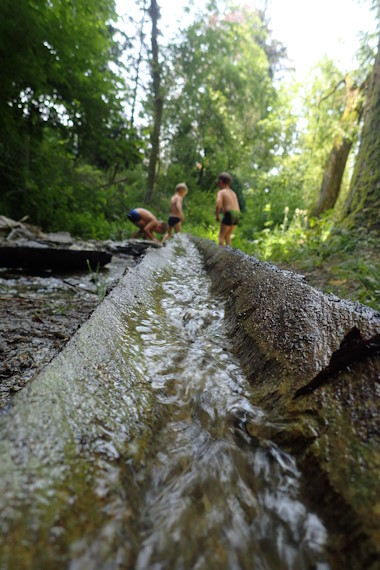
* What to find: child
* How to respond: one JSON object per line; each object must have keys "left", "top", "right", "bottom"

{"left": 162, "top": 183, "right": 188, "bottom": 244}
{"left": 215, "top": 172, "right": 240, "bottom": 246}
{"left": 127, "top": 208, "right": 167, "bottom": 243}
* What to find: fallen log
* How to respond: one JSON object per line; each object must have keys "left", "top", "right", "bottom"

{"left": 0, "top": 245, "right": 112, "bottom": 271}
{"left": 192, "top": 237, "right": 380, "bottom": 570}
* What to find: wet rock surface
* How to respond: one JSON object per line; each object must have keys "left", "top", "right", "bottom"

{"left": 192, "top": 237, "right": 380, "bottom": 570}
{"left": 0, "top": 275, "right": 98, "bottom": 407}
{"left": 0, "top": 257, "right": 135, "bottom": 410}
{"left": 0, "top": 216, "right": 160, "bottom": 409}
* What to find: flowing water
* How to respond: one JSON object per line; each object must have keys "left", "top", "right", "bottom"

{"left": 0, "top": 236, "right": 329, "bottom": 569}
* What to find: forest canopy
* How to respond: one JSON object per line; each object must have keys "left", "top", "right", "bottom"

{"left": 0, "top": 0, "right": 379, "bottom": 308}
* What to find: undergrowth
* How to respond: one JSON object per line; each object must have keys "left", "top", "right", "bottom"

{"left": 233, "top": 210, "right": 380, "bottom": 311}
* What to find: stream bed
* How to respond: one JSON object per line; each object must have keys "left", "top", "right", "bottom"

{"left": 0, "top": 236, "right": 330, "bottom": 569}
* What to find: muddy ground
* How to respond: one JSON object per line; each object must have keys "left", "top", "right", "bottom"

{"left": 0, "top": 255, "right": 136, "bottom": 410}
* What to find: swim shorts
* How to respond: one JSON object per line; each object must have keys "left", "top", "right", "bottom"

{"left": 168, "top": 216, "right": 181, "bottom": 227}
{"left": 222, "top": 210, "right": 240, "bottom": 226}
{"left": 127, "top": 209, "right": 141, "bottom": 223}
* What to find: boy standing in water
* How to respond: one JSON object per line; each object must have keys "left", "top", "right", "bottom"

{"left": 162, "top": 183, "right": 188, "bottom": 244}
{"left": 127, "top": 208, "right": 167, "bottom": 243}
{"left": 215, "top": 172, "right": 240, "bottom": 246}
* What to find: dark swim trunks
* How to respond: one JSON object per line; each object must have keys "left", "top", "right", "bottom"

{"left": 168, "top": 216, "right": 181, "bottom": 227}
{"left": 127, "top": 209, "right": 141, "bottom": 223}
{"left": 222, "top": 210, "right": 240, "bottom": 226}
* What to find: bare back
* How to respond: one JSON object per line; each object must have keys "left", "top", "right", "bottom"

{"left": 135, "top": 208, "right": 157, "bottom": 224}
{"left": 216, "top": 188, "right": 240, "bottom": 214}
{"left": 169, "top": 194, "right": 183, "bottom": 217}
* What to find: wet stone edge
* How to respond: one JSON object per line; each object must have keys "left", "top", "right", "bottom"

{"left": 191, "top": 236, "right": 380, "bottom": 570}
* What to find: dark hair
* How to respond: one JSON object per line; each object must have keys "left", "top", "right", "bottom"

{"left": 158, "top": 221, "right": 168, "bottom": 233}
{"left": 217, "top": 172, "right": 232, "bottom": 185}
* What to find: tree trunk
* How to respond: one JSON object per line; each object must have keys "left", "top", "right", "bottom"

{"left": 339, "top": 40, "right": 380, "bottom": 229}
{"left": 311, "top": 77, "right": 364, "bottom": 217}
{"left": 145, "top": 0, "right": 163, "bottom": 202}
{"left": 130, "top": 0, "right": 147, "bottom": 129}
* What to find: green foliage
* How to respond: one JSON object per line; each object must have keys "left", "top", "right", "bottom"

{"left": 237, "top": 209, "right": 379, "bottom": 310}
{"left": 183, "top": 187, "right": 218, "bottom": 240}
{"left": 86, "top": 260, "right": 107, "bottom": 300}
{"left": 0, "top": 0, "right": 143, "bottom": 224}
{"left": 0, "top": 123, "right": 144, "bottom": 239}
{"left": 162, "top": 3, "right": 277, "bottom": 189}
{"left": 233, "top": 57, "right": 365, "bottom": 237}
{"left": 288, "top": 58, "right": 350, "bottom": 209}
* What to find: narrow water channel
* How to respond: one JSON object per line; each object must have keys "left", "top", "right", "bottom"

{"left": 125, "top": 237, "right": 329, "bottom": 570}
{"left": 0, "top": 236, "right": 329, "bottom": 569}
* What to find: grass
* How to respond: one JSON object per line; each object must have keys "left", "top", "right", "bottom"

{"left": 233, "top": 212, "right": 380, "bottom": 312}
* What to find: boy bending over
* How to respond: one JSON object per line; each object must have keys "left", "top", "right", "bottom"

{"left": 127, "top": 208, "right": 167, "bottom": 243}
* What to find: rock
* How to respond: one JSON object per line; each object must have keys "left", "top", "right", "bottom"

{"left": 108, "top": 238, "right": 162, "bottom": 256}
{"left": 0, "top": 215, "right": 23, "bottom": 233}
{"left": 41, "top": 231, "right": 73, "bottom": 245}
{"left": 192, "top": 236, "right": 380, "bottom": 570}
{"left": 6, "top": 226, "right": 37, "bottom": 241}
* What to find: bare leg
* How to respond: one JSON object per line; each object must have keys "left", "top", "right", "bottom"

{"left": 132, "top": 229, "right": 144, "bottom": 239}
{"left": 218, "top": 223, "right": 229, "bottom": 246}
{"left": 162, "top": 227, "right": 173, "bottom": 245}
{"left": 224, "top": 225, "right": 236, "bottom": 246}
{"left": 173, "top": 222, "right": 182, "bottom": 233}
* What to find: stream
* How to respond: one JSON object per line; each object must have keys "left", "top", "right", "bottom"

{"left": 0, "top": 236, "right": 329, "bottom": 569}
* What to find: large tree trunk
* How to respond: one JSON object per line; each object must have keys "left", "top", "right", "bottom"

{"left": 311, "top": 77, "right": 364, "bottom": 217}
{"left": 145, "top": 0, "right": 163, "bottom": 202}
{"left": 339, "top": 40, "right": 380, "bottom": 229}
